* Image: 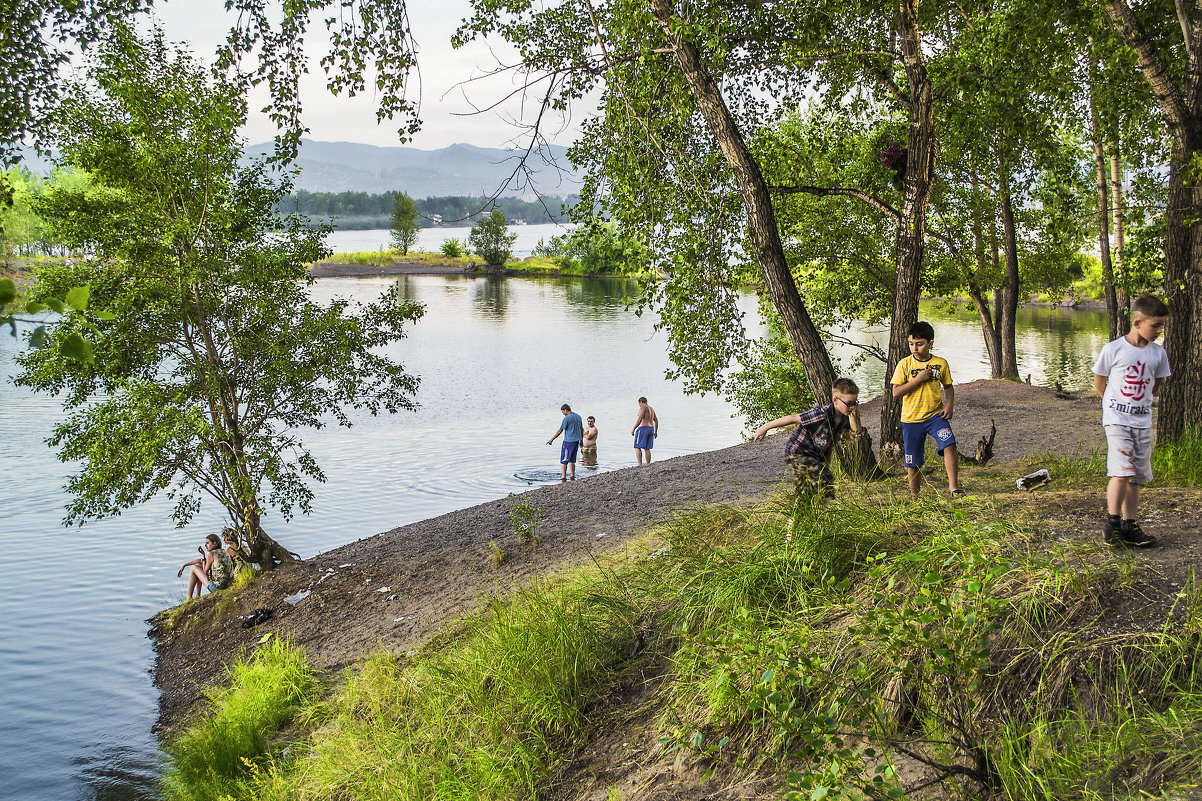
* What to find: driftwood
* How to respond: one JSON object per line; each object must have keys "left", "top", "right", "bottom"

{"left": 837, "top": 406, "right": 890, "bottom": 479}
{"left": 961, "top": 419, "right": 996, "bottom": 466}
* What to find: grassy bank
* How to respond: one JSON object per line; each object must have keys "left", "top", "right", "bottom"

{"left": 321, "top": 250, "right": 655, "bottom": 278}
{"left": 160, "top": 446, "right": 1202, "bottom": 801}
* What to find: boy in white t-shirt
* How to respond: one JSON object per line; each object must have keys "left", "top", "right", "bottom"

{"left": 1091, "top": 294, "right": 1172, "bottom": 548}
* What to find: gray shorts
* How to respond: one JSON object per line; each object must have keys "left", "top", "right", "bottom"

{"left": 1104, "top": 425, "right": 1154, "bottom": 483}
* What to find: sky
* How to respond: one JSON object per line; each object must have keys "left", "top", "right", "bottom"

{"left": 152, "top": 0, "right": 588, "bottom": 150}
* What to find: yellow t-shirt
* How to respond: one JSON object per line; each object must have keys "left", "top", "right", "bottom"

{"left": 891, "top": 355, "right": 952, "bottom": 423}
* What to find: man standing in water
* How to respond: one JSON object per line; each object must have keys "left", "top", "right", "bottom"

{"left": 547, "top": 403, "right": 584, "bottom": 480}
{"left": 631, "top": 397, "right": 659, "bottom": 465}
{"left": 581, "top": 415, "right": 599, "bottom": 468}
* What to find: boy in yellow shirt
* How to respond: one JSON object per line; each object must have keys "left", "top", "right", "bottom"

{"left": 891, "top": 321, "right": 963, "bottom": 499}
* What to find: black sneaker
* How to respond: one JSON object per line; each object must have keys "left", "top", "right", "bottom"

{"left": 1102, "top": 515, "right": 1122, "bottom": 545}
{"left": 1119, "top": 521, "right": 1158, "bottom": 548}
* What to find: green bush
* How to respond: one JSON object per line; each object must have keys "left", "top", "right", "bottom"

{"left": 468, "top": 209, "right": 517, "bottom": 266}
{"left": 439, "top": 237, "right": 463, "bottom": 257}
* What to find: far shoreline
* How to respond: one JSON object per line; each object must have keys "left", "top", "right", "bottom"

{"left": 307, "top": 261, "right": 1111, "bottom": 311}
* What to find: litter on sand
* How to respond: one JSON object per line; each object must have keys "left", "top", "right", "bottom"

{"left": 1016, "top": 468, "right": 1051, "bottom": 491}
{"left": 284, "top": 589, "right": 310, "bottom": 605}
{"left": 377, "top": 586, "right": 391, "bottom": 592}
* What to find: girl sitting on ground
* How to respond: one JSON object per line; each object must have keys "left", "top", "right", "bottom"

{"left": 177, "top": 533, "right": 234, "bottom": 599}
{"left": 221, "top": 527, "right": 255, "bottom": 576}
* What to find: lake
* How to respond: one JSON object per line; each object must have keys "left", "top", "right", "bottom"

{"left": 0, "top": 272, "right": 1109, "bottom": 800}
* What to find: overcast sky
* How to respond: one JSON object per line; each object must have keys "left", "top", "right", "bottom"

{"left": 153, "top": 0, "right": 587, "bottom": 150}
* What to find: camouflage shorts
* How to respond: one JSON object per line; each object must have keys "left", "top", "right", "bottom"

{"left": 785, "top": 454, "right": 834, "bottom": 497}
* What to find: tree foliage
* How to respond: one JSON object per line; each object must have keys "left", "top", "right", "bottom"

{"left": 468, "top": 209, "right": 517, "bottom": 267}
{"left": 390, "top": 192, "right": 420, "bottom": 254}
{"left": 1, "top": 0, "right": 420, "bottom": 162}
{"left": 16, "top": 29, "right": 424, "bottom": 565}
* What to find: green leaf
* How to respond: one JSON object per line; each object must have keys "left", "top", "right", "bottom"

{"left": 93, "top": 310, "right": 117, "bottom": 321}
{"left": 0, "top": 278, "right": 15, "bottom": 306}
{"left": 24, "top": 301, "right": 47, "bottom": 314}
{"left": 60, "top": 333, "right": 95, "bottom": 363}
{"left": 29, "top": 326, "right": 48, "bottom": 349}
{"left": 45, "top": 297, "right": 66, "bottom": 313}
{"left": 65, "top": 285, "right": 90, "bottom": 312}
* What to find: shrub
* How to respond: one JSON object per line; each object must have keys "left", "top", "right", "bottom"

{"left": 439, "top": 238, "right": 464, "bottom": 257}
{"left": 468, "top": 209, "right": 516, "bottom": 266}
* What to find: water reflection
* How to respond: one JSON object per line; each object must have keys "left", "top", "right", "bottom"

{"left": 473, "top": 275, "right": 510, "bottom": 319}
{"left": 558, "top": 277, "right": 636, "bottom": 320}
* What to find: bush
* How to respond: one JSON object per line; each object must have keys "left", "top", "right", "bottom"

{"left": 468, "top": 210, "right": 517, "bottom": 266}
{"left": 440, "top": 238, "right": 464, "bottom": 257}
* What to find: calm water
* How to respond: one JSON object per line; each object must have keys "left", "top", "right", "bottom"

{"left": 0, "top": 273, "right": 1109, "bottom": 801}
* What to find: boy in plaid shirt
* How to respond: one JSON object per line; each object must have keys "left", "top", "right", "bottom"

{"left": 753, "top": 378, "right": 859, "bottom": 497}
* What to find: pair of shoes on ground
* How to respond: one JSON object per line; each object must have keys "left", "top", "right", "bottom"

{"left": 1102, "top": 517, "right": 1158, "bottom": 548}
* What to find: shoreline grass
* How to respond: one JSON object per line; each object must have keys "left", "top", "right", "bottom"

{"left": 161, "top": 446, "right": 1202, "bottom": 801}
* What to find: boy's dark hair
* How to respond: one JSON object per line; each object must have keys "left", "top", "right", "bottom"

{"left": 1131, "top": 294, "right": 1169, "bottom": 319}
{"left": 561, "top": 403, "right": 572, "bottom": 412}
{"left": 832, "top": 377, "right": 859, "bottom": 395}
{"left": 907, "top": 321, "right": 935, "bottom": 341}
{"left": 638, "top": 396, "right": 648, "bottom": 404}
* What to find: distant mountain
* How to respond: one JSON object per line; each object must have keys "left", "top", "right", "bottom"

{"left": 15, "top": 139, "right": 585, "bottom": 198}
{"left": 245, "top": 139, "right": 584, "bottom": 197}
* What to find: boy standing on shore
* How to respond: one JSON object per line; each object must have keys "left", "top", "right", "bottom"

{"left": 1092, "top": 294, "right": 1171, "bottom": 548}
{"left": 753, "top": 377, "right": 860, "bottom": 498}
{"left": 891, "top": 321, "right": 964, "bottom": 499}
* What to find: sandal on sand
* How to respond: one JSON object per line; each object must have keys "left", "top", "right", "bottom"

{"left": 241, "top": 607, "right": 274, "bottom": 628}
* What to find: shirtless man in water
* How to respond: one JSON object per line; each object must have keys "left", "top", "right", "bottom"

{"left": 631, "top": 397, "right": 659, "bottom": 465}
{"left": 581, "top": 416, "right": 599, "bottom": 468}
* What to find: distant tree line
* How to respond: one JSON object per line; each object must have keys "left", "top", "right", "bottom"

{"left": 276, "top": 191, "right": 578, "bottom": 229}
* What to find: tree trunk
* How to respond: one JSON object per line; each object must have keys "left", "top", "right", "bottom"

{"left": 880, "top": 0, "right": 937, "bottom": 455}
{"left": 241, "top": 511, "right": 298, "bottom": 569}
{"left": 968, "top": 166, "right": 1003, "bottom": 376}
{"left": 1157, "top": 141, "right": 1202, "bottom": 441}
{"left": 1109, "top": 149, "right": 1131, "bottom": 328}
{"left": 1102, "top": 0, "right": 1202, "bottom": 442}
{"left": 647, "top": 0, "right": 836, "bottom": 401}
{"left": 997, "top": 170, "right": 1021, "bottom": 379}
{"left": 1088, "top": 84, "right": 1121, "bottom": 340}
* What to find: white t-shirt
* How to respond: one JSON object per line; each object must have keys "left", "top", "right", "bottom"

{"left": 1092, "top": 336, "right": 1172, "bottom": 428}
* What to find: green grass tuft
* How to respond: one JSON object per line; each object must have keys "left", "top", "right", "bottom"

{"left": 1153, "top": 429, "right": 1202, "bottom": 487}
{"left": 160, "top": 638, "right": 322, "bottom": 801}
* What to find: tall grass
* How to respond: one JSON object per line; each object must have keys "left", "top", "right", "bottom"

{"left": 161, "top": 638, "right": 322, "bottom": 801}
{"left": 1153, "top": 428, "right": 1202, "bottom": 487}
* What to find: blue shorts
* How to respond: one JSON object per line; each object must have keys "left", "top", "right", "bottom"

{"left": 634, "top": 426, "right": 655, "bottom": 450}
{"left": 901, "top": 416, "right": 956, "bottom": 468}
{"left": 560, "top": 440, "right": 580, "bottom": 464}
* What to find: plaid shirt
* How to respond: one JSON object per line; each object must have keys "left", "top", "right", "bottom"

{"left": 783, "top": 403, "right": 849, "bottom": 460}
